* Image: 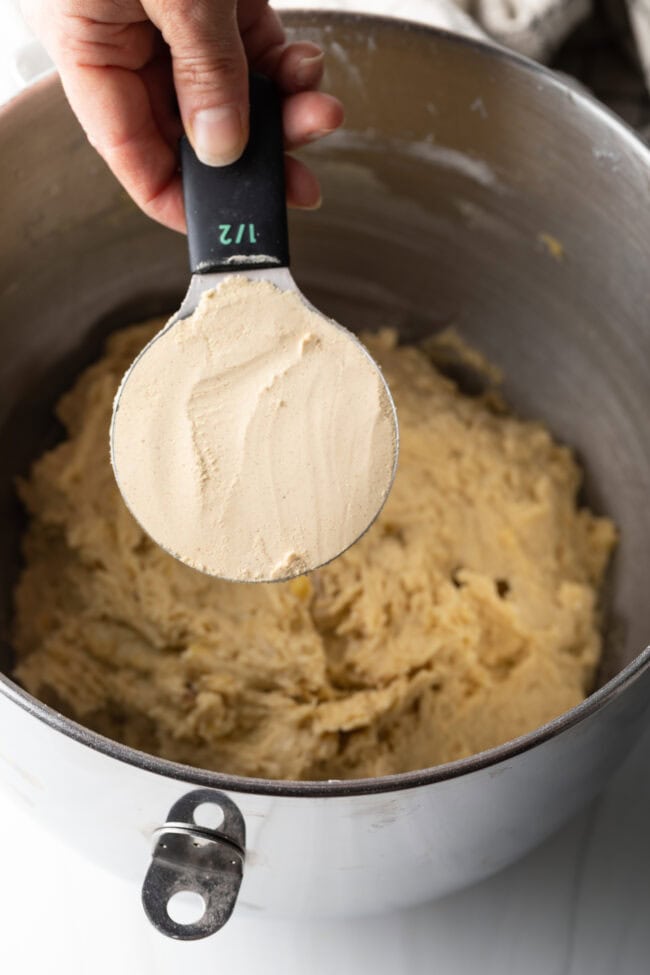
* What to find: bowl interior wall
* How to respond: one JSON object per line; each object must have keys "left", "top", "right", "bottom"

{"left": 1, "top": 16, "right": 649, "bottom": 689}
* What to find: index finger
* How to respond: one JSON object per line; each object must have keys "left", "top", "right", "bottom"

{"left": 59, "top": 60, "right": 186, "bottom": 231}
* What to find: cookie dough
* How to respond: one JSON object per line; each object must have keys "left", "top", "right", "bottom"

{"left": 12, "top": 323, "right": 616, "bottom": 779}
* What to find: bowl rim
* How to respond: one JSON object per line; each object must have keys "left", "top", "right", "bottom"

{"left": 2, "top": 10, "right": 650, "bottom": 799}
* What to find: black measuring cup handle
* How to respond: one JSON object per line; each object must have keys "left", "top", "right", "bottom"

{"left": 180, "top": 73, "right": 290, "bottom": 275}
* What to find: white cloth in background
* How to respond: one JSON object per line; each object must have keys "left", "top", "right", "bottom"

{"left": 277, "top": 0, "right": 489, "bottom": 39}
{"left": 279, "top": 0, "right": 593, "bottom": 59}
{"left": 469, "top": 0, "right": 650, "bottom": 98}
{"left": 626, "top": 0, "right": 650, "bottom": 91}
{"left": 472, "top": 0, "right": 592, "bottom": 60}
{"left": 282, "top": 0, "right": 649, "bottom": 94}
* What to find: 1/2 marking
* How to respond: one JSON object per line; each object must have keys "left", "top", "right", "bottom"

{"left": 219, "top": 223, "right": 257, "bottom": 245}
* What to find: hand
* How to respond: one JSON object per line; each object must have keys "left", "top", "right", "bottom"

{"left": 22, "top": 0, "right": 344, "bottom": 232}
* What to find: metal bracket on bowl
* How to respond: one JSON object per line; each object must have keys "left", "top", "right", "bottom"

{"left": 142, "top": 788, "right": 246, "bottom": 940}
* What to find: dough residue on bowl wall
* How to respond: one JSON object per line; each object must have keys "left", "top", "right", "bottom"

{"left": 11, "top": 321, "right": 617, "bottom": 780}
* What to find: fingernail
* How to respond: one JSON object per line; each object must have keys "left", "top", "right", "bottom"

{"left": 304, "top": 128, "right": 337, "bottom": 144}
{"left": 295, "top": 52, "right": 324, "bottom": 89}
{"left": 298, "top": 194, "right": 322, "bottom": 211}
{"left": 192, "top": 106, "right": 245, "bottom": 166}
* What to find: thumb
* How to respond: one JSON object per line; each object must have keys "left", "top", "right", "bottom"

{"left": 153, "top": 0, "right": 249, "bottom": 166}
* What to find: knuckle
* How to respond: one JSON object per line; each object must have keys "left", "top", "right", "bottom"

{"left": 160, "top": 0, "right": 224, "bottom": 33}
{"left": 57, "top": 29, "right": 100, "bottom": 66}
{"left": 175, "top": 51, "right": 242, "bottom": 92}
{"left": 164, "top": 0, "right": 203, "bottom": 16}
{"left": 56, "top": 12, "right": 154, "bottom": 69}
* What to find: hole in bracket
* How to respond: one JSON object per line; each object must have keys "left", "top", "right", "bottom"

{"left": 167, "top": 890, "right": 206, "bottom": 925}
{"left": 193, "top": 802, "right": 225, "bottom": 830}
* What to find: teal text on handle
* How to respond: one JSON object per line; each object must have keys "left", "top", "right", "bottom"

{"left": 219, "top": 223, "right": 257, "bottom": 245}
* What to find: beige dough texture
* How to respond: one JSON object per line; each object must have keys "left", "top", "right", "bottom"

{"left": 111, "top": 278, "right": 397, "bottom": 582}
{"left": 12, "top": 322, "right": 616, "bottom": 780}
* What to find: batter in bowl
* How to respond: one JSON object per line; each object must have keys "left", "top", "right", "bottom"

{"left": 11, "top": 321, "right": 616, "bottom": 779}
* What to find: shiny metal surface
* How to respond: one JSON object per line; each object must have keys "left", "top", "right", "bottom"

{"left": 0, "top": 13, "right": 649, "bottom": 924}
{"left": 142, "top": 789, "right": 245, "bottom": 940}
{"left": 1, "top": 666, "right": 650, "bottom": 918}
{"left": 176, "top": 266, "right": 298, "bottom": 320}
{"left": 109, "top": 261, "right": 399, "bottom": 582}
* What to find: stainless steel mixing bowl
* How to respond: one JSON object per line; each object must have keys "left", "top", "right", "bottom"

{"left": 0, "top": 12, "right": 649, "bottom": 941}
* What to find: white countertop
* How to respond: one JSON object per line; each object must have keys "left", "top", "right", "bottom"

{"left": 1, "top": 3, "right": 649, "bottom": 973}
